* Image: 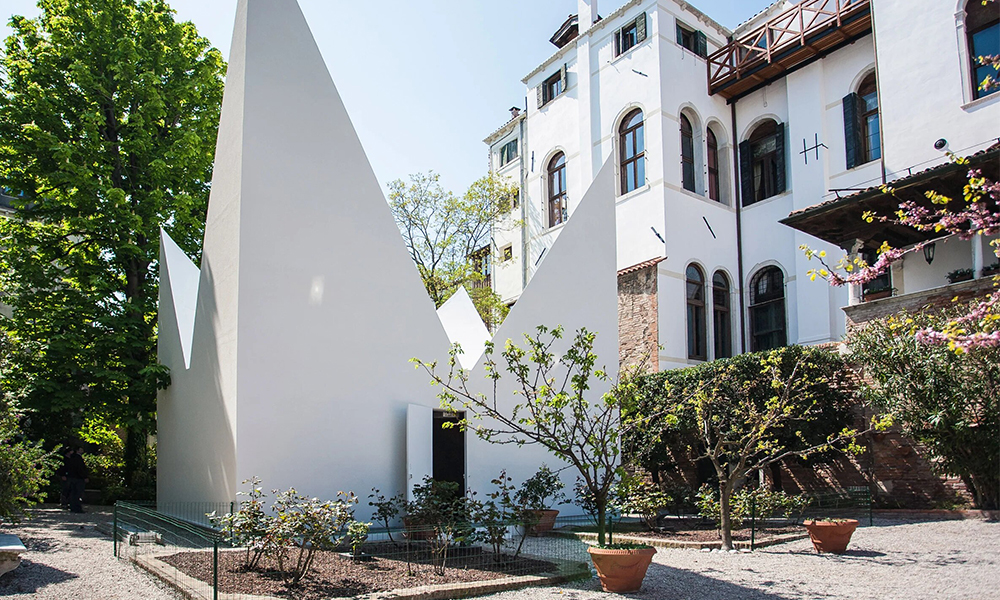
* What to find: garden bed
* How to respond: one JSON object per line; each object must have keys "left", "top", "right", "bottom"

{"left": 558, "top": 521, "right": 807, "bottom": 549}
{"left": 159, "top": 543, "right": 560, "bottom": 600}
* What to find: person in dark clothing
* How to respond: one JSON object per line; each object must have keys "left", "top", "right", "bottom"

{"left": 56, "top": 449, "right": 75, "bottom": 508}
{"left": 64, "top": 447, "right": 88, "bottom": 513}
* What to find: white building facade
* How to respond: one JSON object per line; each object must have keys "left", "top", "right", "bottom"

{"left": 484, "top": 0, "right": 1000, "bottom": 371}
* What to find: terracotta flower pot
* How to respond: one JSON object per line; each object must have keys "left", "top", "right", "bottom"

{"left": 527, "top": 509, "right": 560, "bottom": 533}
{"left": 803, "top": 519, "right": 859, "bottom": 553}
{"left": 588, "top": 546, "right": 656, "bottom": 593}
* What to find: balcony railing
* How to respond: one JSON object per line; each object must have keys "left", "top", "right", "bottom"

{"left": 708, "top": 0, "right": 871, "bottom": 100}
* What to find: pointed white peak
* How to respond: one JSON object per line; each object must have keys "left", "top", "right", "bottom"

{"left": 160, "top": 229, "right": 200, "bottom": 369}
{"left": 493, "top": 158, "right": 618, "bottom": 367}
{"left": 436, "top": 287, "right": 491, "bottom": 370}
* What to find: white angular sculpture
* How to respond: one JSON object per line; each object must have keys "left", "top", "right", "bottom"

{"left": 436, "top": 287, "right": 492, "bottom": 370}
{"left": 157, "top": 0, "right": 618, "bottom": 516}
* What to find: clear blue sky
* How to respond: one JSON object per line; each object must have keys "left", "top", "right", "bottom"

{"left": 2, "top": 0, "right": 772, "bottom": 195}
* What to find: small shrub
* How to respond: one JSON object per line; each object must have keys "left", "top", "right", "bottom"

{"left": 271, "top": 488, "right": 357, "bottom": 585}
{"left": 0, "top": 411, "right": 58, "bottom": 524}
{"left": 368, "top": 487, "right": 403, "bottom": 543}
{"left": 404, "top": 477, "right": 473, "bottom": 575}
{"left": 515, "top": 465, "right": 565, "bottom": 511}
{"left": 696, "top": 485, "right": 811, "bottom": 531}
{"left": 613, "top": 476, "right": 671, "bottom": 531}
{"left": 347, "top": 520, "right": 371, "bottom": 559}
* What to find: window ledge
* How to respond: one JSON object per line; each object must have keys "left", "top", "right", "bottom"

{"left": 610, "top": 38, "right": 650, "bottom": 66}
{"left": 742, "top": 190, "right": 792, "bottom": 210}
{"left": 616, "top": 183, "right": 651, "bottom": 203}
{"left": 962, "top": 92, "right": 1000, "bottom": 111}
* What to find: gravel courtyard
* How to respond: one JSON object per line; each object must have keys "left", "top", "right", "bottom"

{"left": 0, "top": 507, "right": 179, "bottom": 599}
{"left": 1, "top": 510, "right": 996, "bottom": 599}
{"left": 490, "top": 518, "right": 1000, "bottom": 600}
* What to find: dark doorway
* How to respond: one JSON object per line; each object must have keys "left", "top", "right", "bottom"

{"left": 433, "top": 410, "right": 465, "bottom": 494}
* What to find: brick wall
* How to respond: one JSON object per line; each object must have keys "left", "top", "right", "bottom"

{"left": 618, "top": 262, "right": 659, "bottom": 371}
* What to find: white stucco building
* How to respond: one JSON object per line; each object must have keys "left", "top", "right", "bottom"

{"left": 484, "top": 0, "right": 1000, "bottom": 371}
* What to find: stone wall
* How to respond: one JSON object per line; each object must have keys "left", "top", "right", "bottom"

{"left": 618, "top": 261, "right": 660, "bottom": 370}
{"left": 844, "top": 277, "right": 995, "bottom": 326}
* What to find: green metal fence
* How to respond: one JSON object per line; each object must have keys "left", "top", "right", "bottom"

{"left": 114, "top": 502, "right": 592, "bottom": 600}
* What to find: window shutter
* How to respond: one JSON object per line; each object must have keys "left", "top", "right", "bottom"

{"left": 559, "top": 64, "right": 567, "bottom": 96}
{"left": 614, "top": 30, "right": 621, "bottom": 56}
{"left": 842, "top": 92, "right": 863, "bottom": 169}
{"left": 774, "top": 122, "right": 787, "bottom": 194}
{"left": 695, "top": 31, "right": 708, "bottom": 57}
{"left": 739, "top": 140, "right": 754, "bottom": 206}
{"left": 676, "top": 23, "right": 684, "bottom": 45}
{"left": 536, "top": 84, "right": 543, "bottom": 109}
{"left": 636, "top": 13, "right": 647, "bottom": 43}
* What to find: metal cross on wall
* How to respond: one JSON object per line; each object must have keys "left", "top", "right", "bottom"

{"left": 800, "top": 133, "right": 828, "bottom": 165}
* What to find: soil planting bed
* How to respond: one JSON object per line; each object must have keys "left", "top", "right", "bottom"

{"left": 160, "top": 543, "right": 557, "bottom": 600}
{"left": 566, "top": 522, "right": 803, "bottom": 543}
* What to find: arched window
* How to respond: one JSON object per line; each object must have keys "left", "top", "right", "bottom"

{"left": 857, "top": 74, "right": 881, "bottom": 163}
{"left": 741, "top": 120, "right": 785, "bottom": 205}
{"left": 712, "top": 271, "right": 732, "bottom": 359}
{"left": 619, "top": 109, "right": 645, "bottom": 195}
{"left": 844, "top": 73, "right": 881, "bottom": 168}
{"left": 967, "top": 1, "right": 999, "bottom": 100}
{"left": 547, "top": 152, "right": 567, "bottom": 227}
{"left": 707, "top": 128, "right": 720, "bottom": 202}
{"left": 749, "top": 267, "right": 787, "bottom": 352}
{"left": 686, "top": 264, "right": 707, "bottom": 360}
{"left": 680, "top": 114, "right": 696, "bottom": 192}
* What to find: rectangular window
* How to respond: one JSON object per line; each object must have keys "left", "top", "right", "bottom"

{"left": 499, "top": 139, "right": 518, "bottom": 167}
{"left": 614, "top": 13, "right": 647, "bottom": 57}
{"left": 540, "top": 67, "right": 565, "bottom": 106}
{"left": 677, "top": 24, "right": 696, "bottom": 52}
{"left": 501, "top": 245, "right": 513, "bottom": 262}
{"left": 677, "top": 23, "right": 708, "bottom": 57}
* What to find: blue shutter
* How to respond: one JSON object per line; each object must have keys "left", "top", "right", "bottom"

{"left": 695, "top": 31, "right": 708, "bottom": 57}
{"left": 843, "top": 92, "right": 862, "bottom": 169}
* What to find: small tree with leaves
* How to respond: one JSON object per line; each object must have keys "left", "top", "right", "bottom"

{"left": 0, "top": 408, "right": 58, "bottom": 526}
{"left": 643, "top": 346, "right": 882, "bottom": 550}
{"left": 414, "top": 325, "right": 635, "bottom": 546}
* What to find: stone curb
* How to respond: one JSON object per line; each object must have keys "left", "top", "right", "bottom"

{"left": 132, "top": 551, "right": 590, "bottom": 600}
{"left": 552, "top": 530, "right": 810, "bottom": 550}
{"left": 872, "top": 509, "right": 999, "bottom": 520}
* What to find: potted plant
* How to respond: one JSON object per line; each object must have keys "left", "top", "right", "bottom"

{"left": 516, "top": 465, "right": 565, "bottom": 533}
{"left": 947, "top": 268, "right": 974, "bottom": 284}
{"left": 862, "top": 280, "right": 894, "bottom": 301}
{"left": 983, "top": 262, "right": 1000, "bottom": 277}
{"left": 803, "top": 518, "right": 859, "bottom": 553}
{"left": 415, "top": 326, "right": 656, "bottom": 593}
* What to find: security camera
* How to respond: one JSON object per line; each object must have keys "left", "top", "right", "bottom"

{"left": 933, "top": 138, "right": 948, "bottom": 151}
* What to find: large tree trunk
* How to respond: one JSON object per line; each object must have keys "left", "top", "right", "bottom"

{"left": 718, "top": 479, "right": 735, "bottom": 551}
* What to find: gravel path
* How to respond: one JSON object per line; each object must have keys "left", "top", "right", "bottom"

{"left": 0, "top": 506, "right": 179, "bottom": 599}
{"left": 1, "top": 511, "right": 996, "bottom": 599}
{"left": 488, "top": 518, "right": 1000, "bottom": 600}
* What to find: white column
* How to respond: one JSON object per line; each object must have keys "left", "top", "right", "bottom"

{"left": 579, "top": 0, "right": 597, "bottom": 27}
{"left": 972, "top": 235, "right": 984, "bottom": 279}
{"left": 847, "top": 240, "right": 863, "bottom": 306}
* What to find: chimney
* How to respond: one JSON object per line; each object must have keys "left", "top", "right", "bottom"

{"left": 509, "top": 106, "right": 521, "bottom": 119}
{"left": 579, "top": 0, "right": 597, "bottom": 27}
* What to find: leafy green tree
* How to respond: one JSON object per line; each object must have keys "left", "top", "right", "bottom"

{"left": 846, "top": 310, "right": 999, "bottom": 509}
{"left": 389, "top": 171, "right": 518, "bottom": 330}
{"left": 0, "top": 0, "right": 225, "bottom": 486}
{"left": 628, "top": 346, "right": 879, "bottom": 550}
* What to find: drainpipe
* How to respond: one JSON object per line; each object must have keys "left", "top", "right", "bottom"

{"left": 869, "top": 1, "right": 887, "bottom": 185}
{"left": 731, "top": 102, "right": 747, "bottom": 354}
{"left": 520, "top": 99, "right": 529, "bottom": 291}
